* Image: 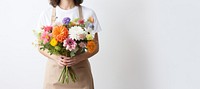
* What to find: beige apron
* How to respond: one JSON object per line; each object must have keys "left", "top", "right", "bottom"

{"left": 43, "top": 6, "right": 94, "bottom": 89}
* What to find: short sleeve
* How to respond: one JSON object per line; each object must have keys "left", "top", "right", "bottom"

{"left": 36, "top": 12, "right": 45, "bottom": 32}
{"left": 91, "top": 10, "right": 102, "bottom": 34}
{"left": 36, "top": 8, "right": 52, "bottom": 32}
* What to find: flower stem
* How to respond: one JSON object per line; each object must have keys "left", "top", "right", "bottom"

{"left": 69, "top": 67, "right": 77, "bottom": 83}
{"left": 58, "top": 66, "right": 66, "bottom": 82}
{"left": 62, "top": 66, "right": 66, "bottom": 83}
{"left": 65, "top": 67, "right": 69, "bottom": 83}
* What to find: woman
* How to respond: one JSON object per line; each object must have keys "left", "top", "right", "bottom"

{"left": 37, "top": 0, "right": 101, "bottom": 89}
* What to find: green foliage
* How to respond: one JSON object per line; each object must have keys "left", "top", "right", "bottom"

{"left": 39, "top": 41, "right": 68, "bottom": 56}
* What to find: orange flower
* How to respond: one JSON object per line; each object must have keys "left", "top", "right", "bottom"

{"left": 87, "top": 40, "right": 96, "bottom": 53}
{"left": 88, "top": 16, "right": 94, "bottom": 23}
{"left": 52, "top": 25, "right": 68, "bottom": 42}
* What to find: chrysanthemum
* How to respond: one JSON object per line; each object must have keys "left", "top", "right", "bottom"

{"left": 69, "top": 26, "right": 86, "bottom": 41}
{"left": 52, "top": 25, "right": 68, "bottom": 42}
{"left": 63, "top": 38, "right": 77, "bottom": 51}
{"left": 87, "top": 40, "right": 96, "bottom": 53}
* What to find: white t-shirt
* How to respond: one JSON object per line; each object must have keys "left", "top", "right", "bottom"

{"left": 37, "top": 6, "right": 102, "bottom": 34}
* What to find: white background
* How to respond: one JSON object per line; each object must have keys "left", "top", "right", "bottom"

{"left": 0, "top": 0, "right": 200, "bottom": 89}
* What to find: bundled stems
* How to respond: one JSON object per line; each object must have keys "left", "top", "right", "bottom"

{"left": 58, "top": 66, "right": 77, "bottom": 84}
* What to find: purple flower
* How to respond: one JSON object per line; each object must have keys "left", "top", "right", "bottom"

{"left": 88, "top": 23, "right": 94, "bottom": 29}
{"left": 62, "top": 17, "right": 71, "bottom": 25}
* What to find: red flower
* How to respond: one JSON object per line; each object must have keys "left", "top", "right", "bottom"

{"left": 78, "top": 19, "right": 84, "bottom": 24}
{"left": 44, "top": 26, "right": 52, "bottom": 32}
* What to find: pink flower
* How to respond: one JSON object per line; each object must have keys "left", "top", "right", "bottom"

{"left": 44, "top": 26, "right": 52, "bottom": 32}
{"left": 41, "top": 31, "right": 52, "bottom": 44}
{"left": 79, "top": 34, "right": 86, "bottom": 40}
{"left": 63, "top": 38, "right": 77, "bottom": 51}
{"left": 79, "top": 42, "right": 86, "bottom": 48}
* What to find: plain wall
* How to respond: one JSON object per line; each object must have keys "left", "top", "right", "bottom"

{"left": 0, "top": 0, "right": 200, "bottom": 89}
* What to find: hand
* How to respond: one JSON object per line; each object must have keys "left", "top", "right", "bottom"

{"left": 56, "top": 55, "right": 70, "bottom": 67}
{"left": 66, "top": 55, "right": 85, "bottom": 67}
{"left": 56, "top": 55, "right": 86, "bottom": 67}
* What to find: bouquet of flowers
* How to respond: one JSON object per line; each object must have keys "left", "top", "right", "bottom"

{"left": 34, "top": 16, "right": 96, "bottom": 83}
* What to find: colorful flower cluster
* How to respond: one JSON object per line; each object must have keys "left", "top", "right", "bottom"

{"left": 36, "top": 16, "right": 96, "bottom": 83}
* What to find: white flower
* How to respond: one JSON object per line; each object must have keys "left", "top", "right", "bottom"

{"left": 69, "top": 26, "right": 86, "bottom": 40}
{"left": 85, "top": 27, "right": 93, "bottom": 33}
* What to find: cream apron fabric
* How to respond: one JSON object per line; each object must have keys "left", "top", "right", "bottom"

{"left": 43, "top": 6, "right": 94, "bottom": 89}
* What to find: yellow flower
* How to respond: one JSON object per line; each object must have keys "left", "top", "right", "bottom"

{"left": 50, "top": 38, "right": 58, "bottom": 46}
{"left": 86, "top": 34, "right": 93, "bottom": 40}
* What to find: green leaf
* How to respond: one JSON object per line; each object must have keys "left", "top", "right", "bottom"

{"left": 70, "top": 52, "right": 75, "bottom": 57}
{"left": 73, "top": 18, "right": 80, "bottom": 22}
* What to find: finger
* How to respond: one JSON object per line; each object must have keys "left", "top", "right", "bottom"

{"left": 67, "top": 61, "right": 76, "bottom": 66}
{"left": 60, "top": 58, "right": 66, "bottom": 62}
{"left": 58, "top": 62, "right": 64, "bottom": 67}
{"left": 67, "top": 58, "right": 76, "bottom": 64}
{"left": 66, "top": 62, "right": 72, "bottom": 67}
{"left": 57, "top": 61, "right": 65, "bottom": 66}
{"left": 65, "top": 57, "right": 70, "bottom": 60}
{"left": 66, "top": 64, "right": 72, "bottom": 67}
{"left": 60, "top": 61, "right": 68, "bottom": 66}
{"left": 60, "top": 56, "right": 70, "bottom": 60}
{"left": 59, "top": 60, "right": 68, "bottom": 66}
{"left": 67, "top": 62, "right": 72, "bottom": 66}
{"left": 70, "top": 59, "right": 79, "bottom": 66}
{"left": 61, "top": 58, "right": 72, "bottom": 63}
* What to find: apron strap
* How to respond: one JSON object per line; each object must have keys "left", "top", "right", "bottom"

{"left": 51, "top": 7, "right": 56, "bottom": 25}
{"left": 78, "top": 5, "right": 83, "bottom": 19}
